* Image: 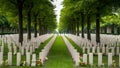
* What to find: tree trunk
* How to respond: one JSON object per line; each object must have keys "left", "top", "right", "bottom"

{"left": 38, "top": 18, "right": 42, "bottom": 36}
{"left": 96, "top": 8, "right": 100, "bottom": 43}
{"left": 27, "top": 11, "right": 31, "bottom": 40}
{"left": 1, "top": 25, "right": 4, "bottom": 37}
{"left": 73, "top": 23, "right": 76, "bottom": 35}
{"left": 34, "top": 15, "right": 37, "bottom": 38}
{"left": 45, "top": 25, "right": 48, "bottom": 34}
{"left": 81, "top": 13, "right": 84, "bottom": 38}
{"left": 76, "top": 21, "right": 79, "bottom": 36}
{"left": 111, "top": 24, "right": 114, "bottom": 34}
{"left": 18, "top": 2, "right": 23, "bottom": 44}
{"left": 87, "top": 14, "right": 91, "bottom": 40}
{"left": 117, "top": 27, "right": 120, "bottom": 34}
{"left": 71, "top": 24, "right": 74, "bottom": 34}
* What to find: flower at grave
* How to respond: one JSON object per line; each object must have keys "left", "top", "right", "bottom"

{"left": 112, "top": 60, "right": 115, "bottom": 63}
{"left": 80, "top": 62, "right": 87, "bottom": 66}
{"left": 79, "top": 56, "right": 83, "bottom": 61}
{"left": 79, "top": 56, "right": 87, "bottom": 66}
{"left": 20, "top": 58, "right": 26, "bottom": 66}
{"left": 45, "top": 57, "right": 48, "bottom": 60}
{"left": 1, "top": 61, "right": 3, "bottom": 65}
{"left": 2, "top": 60, "right": 8, "bottom": 66}
{"left": 23, "top": 61, "right": 26, "bottom": 66}
{"left": 101, "top": 63, "right": 105, "bottom": 67}
{"left": 20, "top": 60, "right": 25, "bottom": 66}
{"left": 37, "top": 59, "right": 42, "bottom": 66}
{"left": 112, "top": 60, "right": 116, "bottom": 68}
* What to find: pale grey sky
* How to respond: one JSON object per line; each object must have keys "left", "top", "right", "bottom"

{"left": 51, "top": 0, "right": 64, "bottom": 23}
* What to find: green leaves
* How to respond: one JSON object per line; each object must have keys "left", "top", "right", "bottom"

{"left": 59, "top": 0, "right": 120, "bottom": 33}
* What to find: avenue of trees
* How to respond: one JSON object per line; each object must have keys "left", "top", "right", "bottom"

{"left": 59, "top": 0, "right": 120, "bottom": 43}
{"left": 0, "top": 0, "right": 57, "bottom": 44}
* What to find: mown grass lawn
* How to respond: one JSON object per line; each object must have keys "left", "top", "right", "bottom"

{"left": 42, "top": 35, "right": 74, "bottom": 68}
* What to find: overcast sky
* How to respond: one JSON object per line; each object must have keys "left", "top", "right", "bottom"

{"left": 51, "top": 0, "right": 64, "bottom": 23}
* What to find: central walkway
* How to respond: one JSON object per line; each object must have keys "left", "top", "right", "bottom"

{"left": 43, "top": 35, "right": 74, "bottom": 68}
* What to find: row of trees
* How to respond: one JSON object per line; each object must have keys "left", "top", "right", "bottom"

{"left": 59, "top": 0, "right": 120, "bottom": 43}
{"left": 0, "top": 0, "right": 57, "bottom": 44}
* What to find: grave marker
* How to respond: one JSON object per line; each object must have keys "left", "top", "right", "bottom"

{"left": 98, "top": 53, "right": 102, "bottom": 66}
{"left": 89, "top": 53, "right": 93, "bottom": 66}
{"left": 31, "top": 54, "right": 36, "bottom": 66}
{"left": 83, "top": 54, "right": 87, "bottom": 64}
{"left": 8, "top": 52, "right": 12, "bottom": 65}
{"left": 0, "top": 52, "right": 3, "bottom": 65}
{"left": 16, "top": 52, "right": 21, "bottom": 66}
{"left": 108, "top": 53, "right": 112, "bottom": 66}
{"left": 26, "top": 52, "right": 30, "bottom": 66}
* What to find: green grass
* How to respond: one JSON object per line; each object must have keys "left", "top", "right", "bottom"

{"left": 0, "top": 35, "right": 53, "bottom": 68}
{"left": 65, "top": 35, "right": 119, "bottom": 68}
{"left": 42, "top": 35, "right": 74, "bottom": 68}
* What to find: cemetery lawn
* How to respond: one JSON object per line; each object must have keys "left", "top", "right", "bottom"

{"left": 43, "top": 35, "right": 75, "bottom": 68}
{"left": 0, "top": 35, "right": 53, "bottom": 68}
{"left": 66, "top": 35, "right": 119, "bottom": 68}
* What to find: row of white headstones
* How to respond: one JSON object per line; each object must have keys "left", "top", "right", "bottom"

{"left": 66, "top": 34, "right": 120, "bottom": 56}
{"left": 81, "top": 53, "right": 118, "bottom": 67}
{"left": 61, "top": 35, "right": 80, "bottom": 66}
{"left": 39, "top": 35, "right": 57, "bottom": 65}
{"left": 0, "top": 34, "right": 52, "bottom": 55}
{"left": 66, "top": 34, "right": 120, "bottom": 67}
{"left": 0, "top": 34, "right": 56, "bottom": 66}
{"left": 67, "top": 34, "right": 120, "bottom": 47}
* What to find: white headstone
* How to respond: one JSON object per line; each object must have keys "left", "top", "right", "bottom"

{"left": 75, "top": 52, "right": 80, "bottom": 66}
{"left": 97, "top": 47, "right": 100, "bottom": 53}
{"left": 117, "top": 47, "right": 119, "bottom": 55}
{"left": 31, "top": 54, "right": 36, "bottom": 66}
{"left": 102, "top": 46, "right": 105, "bottom": 54}
{"left": 106, "top": 47, "right": 109, "bottom": 55}
{"left": 1, "top": 46, "right": 4, "bottom": 52}
{"left": 39, "top": 52, "right": 43, "bottom": 64}
{"left": 82, "top": 47, "right": 85, "bottom": 53}
{"left": 13, "top": 45, "right": 17, "bottom": 55}
{"left": 108, "top": 53, "right": 112, "bottom": 66}
{"left": 26, "top": 47, "right": 29, "bottom": 53}
{"left": 83, "top": 54, "right": 87, "bottom": 64}
{"left": 98, "top": 53, "right": 102, "bottom": 66}
{"left": 119, "top": 54, "right": 120, "bottom": 67}
{"left": 30, "top": 46, "right": 33, "bottom": 54}
{"left": 32, "top": 45, "right": 35, "bottom": 52}
{"left": 16, "top": 52, "right": 21, "bottom": 66}
{"left": 92, "top": 47, "right": 95, "bottom": 53}
{"left": 0, "top": 52, "right": 3, "bottom": 65}
{"left": 21, "top": 46, "right": 24, "bottom": 55}
{"left": 8, "top": 46, "right": 12, "bottom": 52}
{"left": 8, "top": 52, "right": 12, "bottom": 65}
{"left": 87, "top": 47, "right": 90, "bottom": 54}
{"left": 89, "top": 53, "right": 93, "bottom": 66}
{"left": 111, "top": 47, "right": 115, "bottom": 56}
{"left": 26, "top": 52, "right": 30, "bottom": 66}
